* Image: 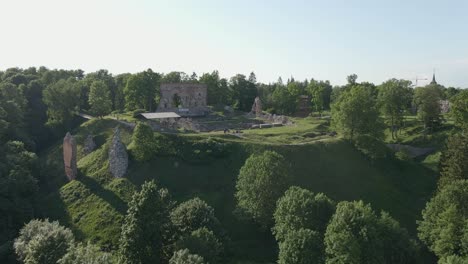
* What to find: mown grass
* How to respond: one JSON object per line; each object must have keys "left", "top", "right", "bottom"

{"left": 39, "top": 118, "right": 438, "bottom": 263}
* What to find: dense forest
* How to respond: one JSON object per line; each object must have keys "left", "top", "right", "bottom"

{"left": 0, "top": 66, "right": 467, "bottom": 264}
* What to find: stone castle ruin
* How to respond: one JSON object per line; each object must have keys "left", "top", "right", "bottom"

{"left": 63, "top": 132, "right": 77, "bottom": 181}
{"left": 251, "top": 97, "right": 262, "bottom": 117}
{"left": 157, "top": 83, "right": 208, "bottom": 116}
{"left": 108, "top": 127, "right": 128, "bottom": 178}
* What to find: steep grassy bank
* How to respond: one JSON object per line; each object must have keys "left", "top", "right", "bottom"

{"left": 38, "top": 119, "right": 437, "bottom": 263}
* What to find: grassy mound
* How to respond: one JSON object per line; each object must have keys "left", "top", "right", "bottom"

{"left": 38, "top": 118, "right": 437, "bottom": 263}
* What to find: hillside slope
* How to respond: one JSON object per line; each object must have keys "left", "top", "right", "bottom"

{"left": 38, "top": 119, "right": 437, "bottom": 263}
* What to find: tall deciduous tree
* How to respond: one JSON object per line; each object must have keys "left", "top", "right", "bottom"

{"left": 124, "top": 69, "right": 160, "bottom": 111}
{"left": 42, "top": 78, "right": 80, "bottom": 131}
{"left": 450, "top": 89, "right": 468, "bottom": 131}
{"left": 307, "top": 80, "right": 333, "bottom": 115}
{"left": 229, "top": 74, "right": 257, "bottom": 111}
{"left": 88, "top": 80, "right": 112, "bottom": 117}
{"left": 119, "top": 180, "right": 173, "bottom": 264}
{"left": 331, "top": 85, "right": 383, "bottom": 140}
{"left": 273, "top": 186, "right": 335, "bottom": 242}
{"left": 413, "top": 85, "right": 443, "bottom": 130}
{"left": 377, "top": 79, "right": 412, "bottom": 139}
{"left": 235, "top": 151, "right": 292, "bottom": 228}
{"left": 273, "top": 186, "right": 335, "bottom": 264}
{"left": 278, "top": 228, "right": 322, "bottom": 264}
{"left": 324, "top": 201, "right": 416, "bottom": 264}
{"left": 418, "top": 180, "right": 468, "bottom": 261}
{"left": 438, "top": 133, "right": 468, "bottom": 189}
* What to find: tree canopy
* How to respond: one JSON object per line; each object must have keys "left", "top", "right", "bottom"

{"left": 235, "top": 151, "right": 292, "bottom": 228}
{"left": 119, "top": 180, "right": 173, "bottom": 264}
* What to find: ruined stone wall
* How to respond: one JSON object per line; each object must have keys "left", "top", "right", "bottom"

{"left": 63, "top": 132, "right": 77, "bottom": 181}
{"left": 157, "top": 83, "right": 208, "bottom": 116}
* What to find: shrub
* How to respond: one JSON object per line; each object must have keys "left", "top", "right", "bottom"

{"left": 130, "top": 122, "right": 156, "bottom": 161}
{"left": 170, "top": 198, "right": 221, "bottom": 235}
{"left": 174, "top": 228, "right": 222, "bottom": 264}
{"left": 14, "top": 219, "right": 74, "bottom": 264}
{"left": 169, "top": 249, "right": 205, "bottom": 264}
{"left": 132, "top": 109, "right": 146, "bottom": 118}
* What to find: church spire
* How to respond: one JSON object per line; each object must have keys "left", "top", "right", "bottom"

{"left": 430, "top": 69, "right": 437, "bottom": 85}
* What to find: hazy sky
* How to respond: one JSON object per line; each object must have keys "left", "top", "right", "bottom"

{"left": 1, "top": 0, "right": 467, "bottom": 87}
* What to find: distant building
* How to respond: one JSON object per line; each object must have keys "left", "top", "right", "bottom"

{"left": 157, "top": 83, "right": 209, "bottom": 116}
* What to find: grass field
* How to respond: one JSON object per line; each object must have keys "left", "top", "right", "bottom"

{"left": 37, "top": 117, "right": 440, "bottom": 263}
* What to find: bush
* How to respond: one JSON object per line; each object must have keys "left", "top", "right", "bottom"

{"left": 395, "top": 149, "right": 411, "bottom": 161}
{"left": 170, "top": 198, "right": 221, "bottom": 235}
{"left": 418, "top": 180, "right": 468, "bottom": 260}
{"left": 278, "top": 228, "right": 322, "bottom": 264}
{"left": 132, "top": 109, "right": 146, "bottom": 118}
{"left": 130, "top": 122, "right": 156, "bottom": 161}
{"left": 14, "top": 219, "right": 74, "bottom": 264}
{"left": 179, "top": 137, "right": 231, "bottom": 163}
{"left": 169, "top": 249, "right": 205, "bottom": 264}
{"left": 174, "top": 228, "right": 222, "bottom": 264}
{"left": 58, "top": 242, "right": 114, "bottom": 264}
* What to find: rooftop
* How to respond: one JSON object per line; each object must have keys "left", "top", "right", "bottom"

{"left": 139, "top": 112, "right": 181, "bottom": 119}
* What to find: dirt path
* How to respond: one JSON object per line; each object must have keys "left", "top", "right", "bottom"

{"left": 386, "top": 144, "right": 435, "bottom": 158}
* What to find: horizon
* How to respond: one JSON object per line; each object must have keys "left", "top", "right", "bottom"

{"left": 1, "top": 0, "right": 468, "bottom": 88}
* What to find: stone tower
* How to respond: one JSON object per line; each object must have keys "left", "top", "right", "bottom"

{"left": 108, "top": 127, "right": 128, "bottom": 178}
{"left": 63, "top": 132, "right": 77, "bottom": 181}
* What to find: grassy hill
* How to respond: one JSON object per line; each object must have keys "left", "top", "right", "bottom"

{"left": 38, "top": 118, "right": 437, "bottom": 263}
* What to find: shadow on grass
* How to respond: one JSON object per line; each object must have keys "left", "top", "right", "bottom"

{"left": 78, "top": 175, "right": 128, "bottom": 215}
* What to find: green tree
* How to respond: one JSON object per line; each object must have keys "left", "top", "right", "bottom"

{"left": 418, "top": 180, "right": 468, "bottom": 260}
{"left": 229, "top": 74, "right": 257, "bottom": 111}
{"left": 271, "top": 86, "right": 297, "bottom": 115}
{"left": 331, "top": 85, "right": 383, "bottom": 140}
{"left": 130, "top": 122, "right": 155, "bottom": 162}
{"left": 278, "top": 228, "right": 323, "bottom": 264}
{"left": 174, "top": 228, "right": 222, "bottom": 264}
{"left": 0, "top": 141, "right": 38, "bottom": 248}
{"left": 438, "top": 133, "right": 468, "bottom": 189}
{"left": 89, "top": 80, "right": 112, "bottom": 117}
{"left": 14, "top": 219, "right": 74, "bottom": 264}
{"left": 307, "top": 80, "right": 333, "bottom": 114}
{"left": 42, "top": 78, "right": 80, "bottom": 130}
{"left": 169, "top": 249, "right": 205, "bottom": 264}
{"left": 199, "top": 71, "right": 230, "bottom": 106}
{"left": 118, "top": 180, "right": 173, "bottom": 264}
{"left": 377, "top": 79, "right": 412, "bottom": 139}
{"left": 273, "top": 186, "right": 335, "bottom": 242}
{"left": 324, "top": 201, "right": 416, "bottom": 264}
{"left": 414, "top": 85, "right": 443, "bottom": 130}
{"left": 450, "top": 89, "right": 468, "bottom": 131}
{"left": 58, "top": 242, "right": 114, "bottom": 264}
{"left": 235, "top": 151, "right": 292, "bottom": 228}
{"left": 170, "top": 198, "right": 221, "bottom": 235}
{"left": 124, "top": 70, "right": 160, "bottom": 111}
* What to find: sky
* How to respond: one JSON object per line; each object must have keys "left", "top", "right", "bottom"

{"left": 1, "top": 0, "right": 468, "bottom": 87}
